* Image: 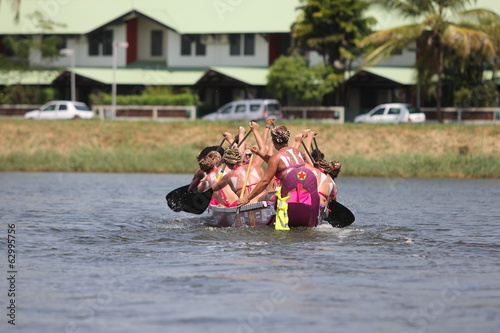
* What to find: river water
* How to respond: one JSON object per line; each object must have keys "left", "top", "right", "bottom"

{"left": 1, "top": 172, "right": 499, "bottom": 333}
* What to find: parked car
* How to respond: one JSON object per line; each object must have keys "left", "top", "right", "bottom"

{"left": 354, "top": 103, "right": 426, "bottom": 124}
{"left": 202, "top": 99, "right": 282, "bottom": 121}
{"left": 24, "top": 101, "right": 95, "bottom": 120}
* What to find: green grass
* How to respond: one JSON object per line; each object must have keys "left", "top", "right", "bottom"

{"left": 340, "top": 153, "right": 500, "bottom": 178}
{"left": 1, "top": 119, "right": 499, "bottom": 177}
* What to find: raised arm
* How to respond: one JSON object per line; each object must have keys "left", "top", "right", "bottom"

{"left": 237, "top": 126, "right": 246, "bottom": 156}
{"left": 237, "top": 153, "right": 280, "bottom": 206}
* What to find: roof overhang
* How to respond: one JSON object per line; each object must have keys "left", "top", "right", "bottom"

{"left": 0, "top": 70, "right": 60, "bottom": 85}
{"left": 346, "top": 67, "right": 417, "bottom": 86}
{"left": 53, "top": 68, "right": 205, "bottom": 86}
{"left": 196, "top": 67, "right": 268, "bottom": 87}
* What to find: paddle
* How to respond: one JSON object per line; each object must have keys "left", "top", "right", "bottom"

{"left": 166, "top": 129, "right": 252, "bottom": 214}
{"left": 165, "top": 135, "right": 227, "bottom": 214}
{"left": 324, "top": 200, "right": 355, "bottom": 228}
{"left": 300, "top": 138, "right": 355, "bottom": 228}
{"left": 233, "top": 152, "right": 255, "bottom": 226}
{"left": 166, "top": 185, "right": 213, "bottom": 215}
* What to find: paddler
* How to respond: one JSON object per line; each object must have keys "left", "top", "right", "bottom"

{"left": 211, "top": 147, "right": 263, "bottom": 205}
{"left": 236, "top": 125, "right": 306, "bottom": 207}
{"left": 197, "top": 151, "right": 239, "bottom": 207}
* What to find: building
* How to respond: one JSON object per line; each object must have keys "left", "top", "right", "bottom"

{"left": 0, "top": 0, "right": 296, "bottom": 113}
{"left": 1, "top": 0, "right": 499, "bottom": 117}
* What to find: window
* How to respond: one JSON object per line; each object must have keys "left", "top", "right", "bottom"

{"left": 88, "top": 30, "right": 113, "bottom": 56}
{"left": 250, "top": 104, "right": 261, "bottom": 112}
{"left": 267, "top": 103, "right": 280, "bottom": 112}
{"left": 102, "top": 30, "right": 113, "bottom": 56}
{"left": 372, "top": 108, "right": 386, "bottom": 116}
{"left": 235, "top": 104, "right": 246, "bottom": 113}
{"left": 58, "top": 104, "right": 68, "bottom": 111}
{"left": 220, "top": 106, "right": 232, "bottom": 114}
{"left": 408, "top": 106, "right": 420, "bottom": 114}
{"left": 195, "top": 36, "right": 206, "bottom": 56}
{"left": 388, "top": 108, "right": 400, "bottom": 115}
{"left": 42, "top": 104, "right": 56, "bottom": 112}
{"left": 88, "top": 33, "right": 100, "bottom": 56}
{"left": 229, "top": 34, "right": 240, "bottom": 55}
{"left": 244, "top": 34, "right": 255, "bottom": 55}
{"left": 151, "top": 30, "right": 163, "bottom": 56}
{"left": 75, "top": 105, "right": 92, "bottom": 111}
{"left": 181, "top": 35, "right": 192, "bottom": 55}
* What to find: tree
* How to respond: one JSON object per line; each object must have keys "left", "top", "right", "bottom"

{"left": 360, "top": 0, "right": 500, "bottom": 122}
{"left": 292, "top": 0, "right": 375, "bottom": 71}
{"left": 267, "top": 53, "right": 340, "bottom": 105}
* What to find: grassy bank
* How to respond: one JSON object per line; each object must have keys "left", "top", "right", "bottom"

{"left": 1, "top": 119, "right": 499, "bottom": 178}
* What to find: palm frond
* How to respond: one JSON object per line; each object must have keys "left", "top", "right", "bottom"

{"left": 373, "top": 0, "right": 432, "bottom": 17}
{"left": 359, "top": 23, "right": 423, "bottom": 47}
{"left": 359, "top": 41, "right": 409, "bottom": 67}
{"left": 443, "top": 24, "right": 497, "bottom": 59}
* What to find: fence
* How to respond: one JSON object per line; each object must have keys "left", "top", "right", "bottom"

{"left": 0, "top": 104, "right": 197, "bottom": 121}
{"left": 93, "top": 105, "right": 196, "bottom": 121}
{"left": 421, "top": 107, "right": 500, "bottom": 123}
{"left": 0, "top": 104, "right": 40, "bottom": 116}
{"left": 282, "top": 106, "right": 345, "bottom": 124}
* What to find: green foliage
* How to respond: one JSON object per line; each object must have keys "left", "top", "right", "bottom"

{"left": 0, "top": 85, "right": 57, "bottom": 104}
{"left": 293, "top": 0, "right": 375, "bottom": 69}
{"left": 267, "top": 53, "right": 341, "bottom": 104}
{"left": 89, "top": 86, "right": 200, "bottom": 106}
{"left": 361, "top": 0, "right": 500, "bottom": 112}
{"left": 454, "top": 81, "right": 498, "bottom": 107}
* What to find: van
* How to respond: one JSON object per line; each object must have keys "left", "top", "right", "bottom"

{"left": 202, "top": 99, "right": 282, "bottom": 121}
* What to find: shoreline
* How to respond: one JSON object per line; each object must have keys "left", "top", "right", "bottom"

{"left": 1, "top": 119, "right": 499, "bottom": 178}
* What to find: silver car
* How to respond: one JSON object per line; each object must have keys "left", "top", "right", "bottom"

{"left": 202, "top": 99, "right": 282, "bottom": 121}
{"left": 354, "top": 103, "right": 426, "bottom": 124}
{"left": 24, "top": 101, "right": 95, "bottom": 120}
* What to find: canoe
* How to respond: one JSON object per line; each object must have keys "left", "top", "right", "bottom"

{"left": 208, "top": 167, "right": 322, "bottom": 228}
{"left": 209, "top": 201, "right": 275, "bottom": 227}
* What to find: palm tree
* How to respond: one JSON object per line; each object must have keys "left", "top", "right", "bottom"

{"left": 360, "top": 0, "right": 500, "bottom": 122}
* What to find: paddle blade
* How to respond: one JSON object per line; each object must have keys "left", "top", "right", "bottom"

{"left": 166, "top": 185, "right": 213, "bottom": 215}
{"left": 166, "top": 185, "right": 190, "bottom": 212}
{"left": 325, "top": 200, "right": 355, "bottom": 228}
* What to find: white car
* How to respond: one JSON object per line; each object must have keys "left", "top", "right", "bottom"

{"left": 354, "top": 103, "right": 426, "bottom": 124}
{"left": 24, "top": 101, "right": 95, "bottom": 120}
{"left": 202, "top": 99, "right": 282, "bottom": 121}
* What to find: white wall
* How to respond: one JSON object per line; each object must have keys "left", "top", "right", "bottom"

{"left": 39, "top": 24, "right": 128, "bottom": 68}
{"left": 137, "top": 17, "right": 168, "bottom": 62}
{"left": 166, "top": 31, "right": 268, "bottom": 67}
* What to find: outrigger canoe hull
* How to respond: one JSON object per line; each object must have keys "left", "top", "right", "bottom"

{"left": 209, "top": 201, "right": 275, "bottom": 227}
{"left": 209, "top": 167, "right": 322, "bottom": 228}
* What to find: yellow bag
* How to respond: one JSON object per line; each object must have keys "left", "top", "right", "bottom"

{"left": 275, "top": 187, "right": 290, "bottom": 230}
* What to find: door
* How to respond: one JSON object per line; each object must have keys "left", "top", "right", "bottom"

{"left": 56, "top": 103, "right": 72, "bottom": 119}
{"left": 218, "top": 104, "right": 233, "bottom": 120}
{"left": 232, "top": 103, "right": 247, "bottom": 121}
{"left": 367, "top": 107, "right": 386, "bottom": 123}
{"left": 39, "top": 103, "right": 57, "bottom": 119}
{"left": 385, "top": 107, "right": 402, "bottom": 123}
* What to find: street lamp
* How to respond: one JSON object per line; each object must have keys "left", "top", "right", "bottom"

{"left": 59, "top": 48, "right": 75, "bottom": 101}
{"left": 112, "top": 41, "right": 129, "bottom": 118}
